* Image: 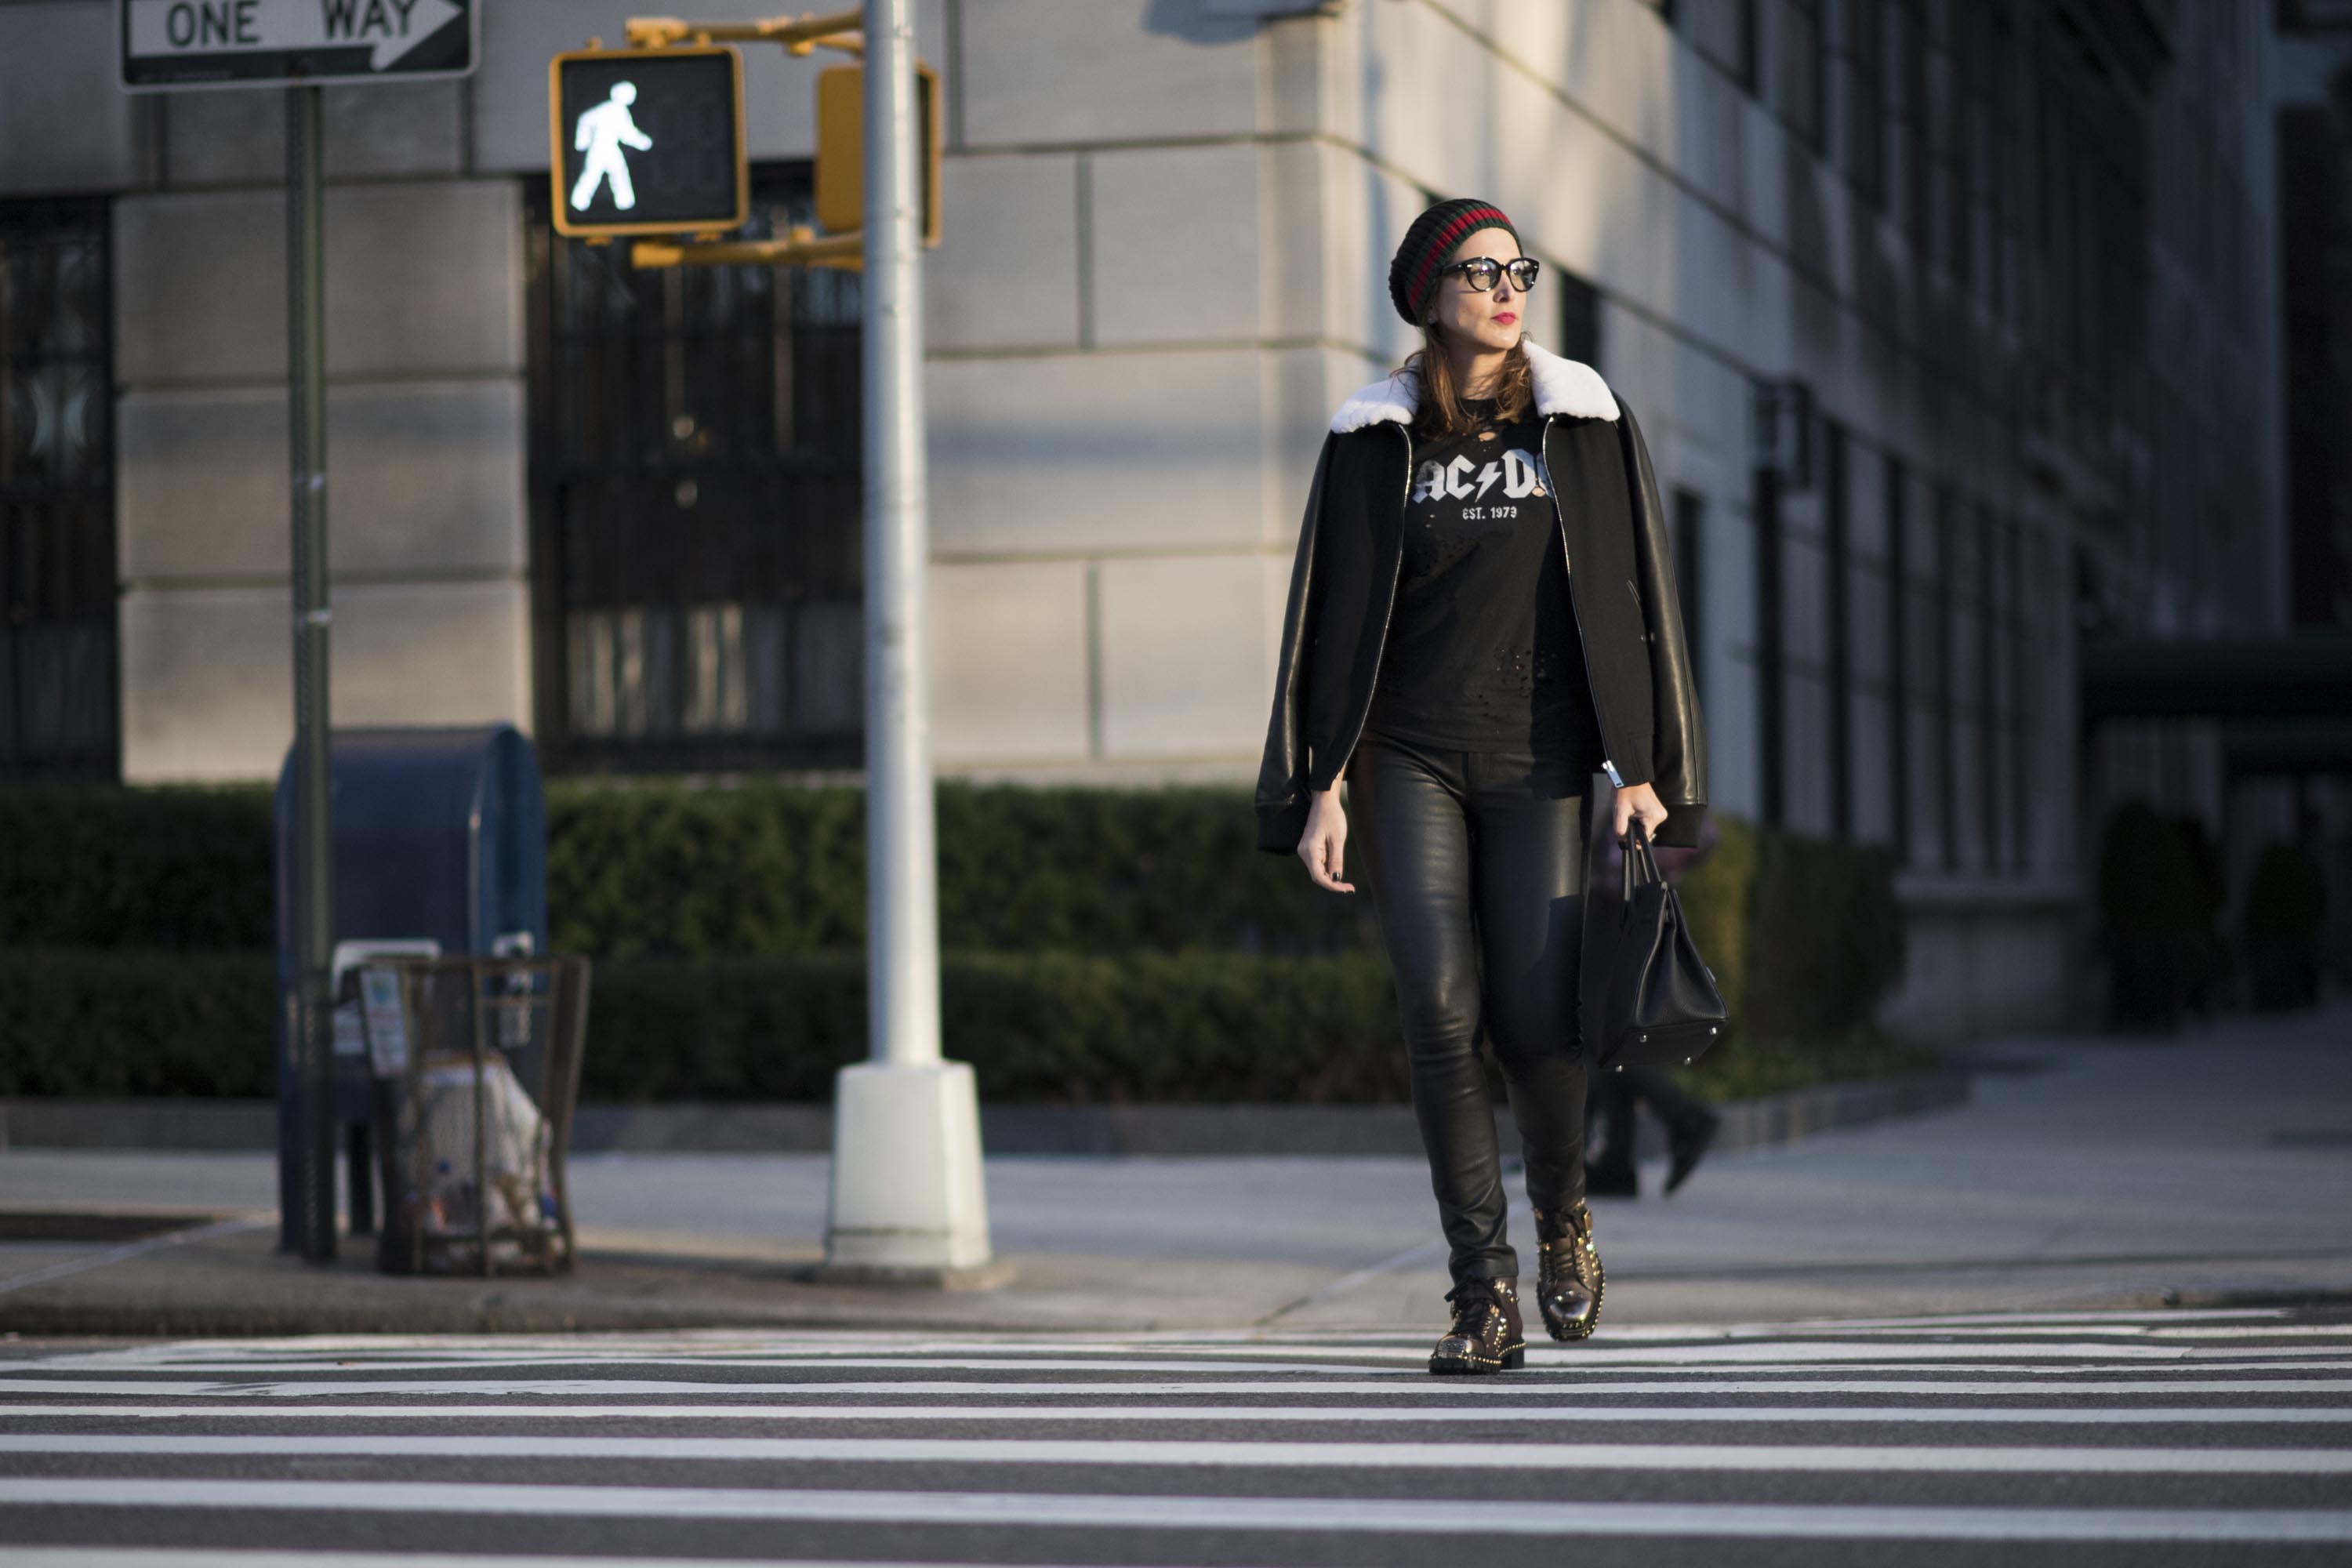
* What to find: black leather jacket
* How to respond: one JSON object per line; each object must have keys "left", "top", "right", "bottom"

{"left": 1254, "top": 345, "right": 1708, "bottom": 852}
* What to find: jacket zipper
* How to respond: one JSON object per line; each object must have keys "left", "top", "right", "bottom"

{"left": 1546, "top": 416, "right": 1625, "bottom": 787}
{"left": 1330, "top": 422, "right": 1412, "bottom": 788}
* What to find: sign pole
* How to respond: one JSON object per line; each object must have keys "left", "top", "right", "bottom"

{"left": 114, "top": 0, "right": 481, "bottom": 1264}
{"left": 285, "top": 81, "right": 336, "bottom": 1264}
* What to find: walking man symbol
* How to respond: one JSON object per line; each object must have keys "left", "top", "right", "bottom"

{"left": 572, "top": 82, "right": 654, "bottom": 212}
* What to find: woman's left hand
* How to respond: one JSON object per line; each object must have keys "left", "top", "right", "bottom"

{"left": 1612, "top": 780, "right": 1668, "bottom": 840}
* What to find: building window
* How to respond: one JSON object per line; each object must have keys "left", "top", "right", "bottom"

{"left": 1781, "top": 0, "right": 1827, "bottom": 153}
{"left": 1679, "top": 0, "right": 1759, "bottom": 95}
{"left": 1988, "top": 2, "right": 2021, "bottom": 320}
{"left": 1936, "top": 0, "right": 1981, "bottom": 287}
{"left": 1552, "top": 264, "right": 1602, "bottom": 368}
{"left": 1884, "top": 456, "right": 1909, "bottom": 865}
{"left": 1754, "top": 456, "right": 1785, "bottom": 829}
{"left": 2005, "top": 518, "right": 2031, "bottom": 874}
{"left": 523, "top": 169, "right": 863, "bottom": 774}
{"left": 1892, "top": 0, "right": 1931, "bottom": 259}
{"left": 1673, "top": 485, "right": 1705, "bottom": 705}
{"left": 1823, "top": 421, "right": 1852, "bottom": 840}
{"left": 0, "top": 198, "right": 117, "bottom": 782}
{"left": 1933, "top": 483, "right": 1958, "bottom": 873}
{"left": 1844, "top": 0, "right": 1887, "bottom": 206}
{"left": 1976, "top": 502, "right": 2001, "bottom": 873}
{"left": 1943, "top": 0, "right": 1972, "bottom": 287}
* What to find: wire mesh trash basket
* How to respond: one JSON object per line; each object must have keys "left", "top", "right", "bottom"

{"left": 357, "top": 955, "right": 591, "bottom": 1276}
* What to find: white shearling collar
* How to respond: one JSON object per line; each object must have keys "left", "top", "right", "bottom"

{"left": 1328, "top": 336, "right": 1619, "bottom": 433}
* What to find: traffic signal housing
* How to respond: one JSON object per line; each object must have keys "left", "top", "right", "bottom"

{"left": 550, "top": 45, "right": 749, "bottom": 238}
{"left": 815, "top": 61, "right": 942, "bottom": 246}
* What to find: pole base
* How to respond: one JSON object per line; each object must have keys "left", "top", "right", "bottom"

{"left": 822, "top": 1058, "right": 993, "bottom": 1272}
{"left": 800, "top": 1256, "right": 1017, "bottom": 1290}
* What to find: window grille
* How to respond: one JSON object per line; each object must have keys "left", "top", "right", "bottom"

{"left": 523, "top": 169, "right": 863, "bottom": 774}
{"left": 0, "top": 198, "right": 117, "bottom": 782}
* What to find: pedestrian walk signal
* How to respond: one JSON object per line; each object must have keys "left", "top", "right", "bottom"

{"left": 549, "top": 45, "right": 747, "bottom": 238}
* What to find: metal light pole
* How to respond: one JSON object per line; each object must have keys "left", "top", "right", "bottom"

{"left": 818, "top": 0, "right": 993, "bottom": 1278}
{"left": 281, "top": 82, "right": 337, "bottom": 1263}
{"left": 856, "top": 0, "right": 938, "bottom": 1085}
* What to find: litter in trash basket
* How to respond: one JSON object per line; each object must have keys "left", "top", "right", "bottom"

{"left": 416, "top": 1050, "right": 553, "bottom": 1236}
{"left": 360, "top": 955, "right": 590, "bottom": 1276}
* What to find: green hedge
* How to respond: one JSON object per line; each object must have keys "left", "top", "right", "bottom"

{"left": 1681, "top": 1025, "right": 1944, "bottom": 1103}
{"left": 557, "top": 779, "right": 1376, "bottom": 958}
{"left": 0, "top": 942, "right": 1922, "bottom": 1107}
{"left": 1672, "top": 815, "right": 1904, "bottom": 1047}
{"left": 0, "top": 782, "right": 1903, "bottom": 1013}
{"left": 0, "top": 780, "right": 1369, "bottom": 958}
{"left": 0, "top": 949, "right": 278, "bottom": 1096}
{"left": 586, "top": 949, "right": 1406, "bottom": 1102}
{"left": 0, "top": 779, "right": 1914, "bottom": 1104}
{"left": 0, "top": 946, "right": 1406, "bottom": 1105}
{"left": 0, "top": 786, "right": 274, "bottom": 951}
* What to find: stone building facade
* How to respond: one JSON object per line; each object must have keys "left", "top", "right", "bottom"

{"left": 0, "top": 0, "right": 2290, "bottom": 1033}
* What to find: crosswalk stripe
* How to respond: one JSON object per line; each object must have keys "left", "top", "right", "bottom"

{"left": 0, "top": 1554, "right": 1017, "bottom": 1568}
{"left": 5, "top": 1401, "right": 2347, "bottom": 1424}
{"left": 2, "top": 1478, "right": 2347, "bottom": 1541}
{"left": 9, "top": 1345, "right": 2343, "bottom": 1382}
{"left": 5, "top": 1305, "right": 2296, "bottom": 1358}
{"left": 1769, "top": 1308, "right": 2296, "bottom": 1327}
{"left": 9, "top": 1432, "right": 2352, "bottom": 1472}
{"left": 14, "top": 1317, "right": 2329, "bottom": 1364}
{"left": 3, "top": 1341, "right": 2343, "bottom": 1370}
{"left": 6, "top": 1365, "right": 2350, "bottom": 1399}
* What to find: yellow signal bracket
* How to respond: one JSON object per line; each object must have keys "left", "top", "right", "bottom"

{"left": 631, "top": 225, "right": 866, "bottom": 270}
{"left": 625, "top": 11, "right": 866, "bottom": 56}
{"left": 609, "top": 12, "right": 941, "bottom": 268}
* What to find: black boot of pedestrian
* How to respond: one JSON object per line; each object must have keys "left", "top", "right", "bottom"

{"left": 1584, "top": 1159, "right": 1639, "bottom": 1198}
{"left": 1427, "top": 1276, "right": 1525, "bottom": 1374}
{"left": 1664, "top": 1106, "right": 1721, "bottom": 1196}
{"left": 1530, "top": 1201, "right": 1604, "bottom": 1340}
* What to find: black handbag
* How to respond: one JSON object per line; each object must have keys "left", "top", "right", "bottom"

{"left": 1595, "top": 818, "right": 1730, "bottom": 1070}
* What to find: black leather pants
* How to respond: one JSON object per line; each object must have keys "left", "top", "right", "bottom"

{"left": 1344, "top": 728, "right": 1593, "bottom": 1289}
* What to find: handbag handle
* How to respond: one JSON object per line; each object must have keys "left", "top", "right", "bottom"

{"left": 1621, "top": 815, "right": 1664, "bottom": 897}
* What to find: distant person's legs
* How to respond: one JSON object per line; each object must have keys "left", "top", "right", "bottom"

{"left": 1614, "top": 1064, "right": 1721, "bottom": 1195}
{"left": 1585, "top": 1068, "right": 1640, "bottom": 1196}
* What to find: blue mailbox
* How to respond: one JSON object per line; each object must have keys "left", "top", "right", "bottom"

{"left": 272, "top": 724, "right": 548, "bottom": 1251}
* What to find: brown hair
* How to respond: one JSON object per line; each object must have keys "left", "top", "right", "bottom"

{"left": 1393, "top": 326, "right": 1535, "bottom": 441}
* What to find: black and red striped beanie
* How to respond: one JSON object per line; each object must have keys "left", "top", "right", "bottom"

{"left": 1389, "top": 198, "right": 1520, "bottom": 326}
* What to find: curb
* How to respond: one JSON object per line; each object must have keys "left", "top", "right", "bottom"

{"left": 0, "top": 1073, "right": 1971, "bottom": 1160}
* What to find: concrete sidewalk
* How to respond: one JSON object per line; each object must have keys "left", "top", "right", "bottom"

{"left": 1, "top": 1004, "right": 2347, "bottom": 1336}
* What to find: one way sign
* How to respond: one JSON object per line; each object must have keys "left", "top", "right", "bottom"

{"left": 119, "top": 0, "right": 477, "bottom": 92}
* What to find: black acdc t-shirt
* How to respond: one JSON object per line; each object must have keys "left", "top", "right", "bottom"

{"left": 1360, "top": 396, "right": 1603, "bottom": 759}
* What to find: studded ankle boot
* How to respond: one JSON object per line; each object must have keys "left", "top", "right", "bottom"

{"left": 1531, "top": 1201, "right": 1605, "bottom": 1340}
{"left": 1427, "top": 1275, "right": 1525, "bottom": 1374}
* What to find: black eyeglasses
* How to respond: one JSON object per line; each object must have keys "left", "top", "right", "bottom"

{"left": 1440, "top": 256, "right": 1541, "bottom": 292}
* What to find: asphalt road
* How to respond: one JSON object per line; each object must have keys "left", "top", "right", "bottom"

{"left": 1, "top": 1305, "right": 2348, "bottom": 1566}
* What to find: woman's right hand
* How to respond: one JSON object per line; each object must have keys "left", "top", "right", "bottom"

{"left": 1296, "top": 786, "right": 1356, "bottom": 893}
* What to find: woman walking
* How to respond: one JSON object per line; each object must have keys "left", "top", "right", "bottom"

{"left": 1254, "top": 198, "right": 1707, "bottom": 1373}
